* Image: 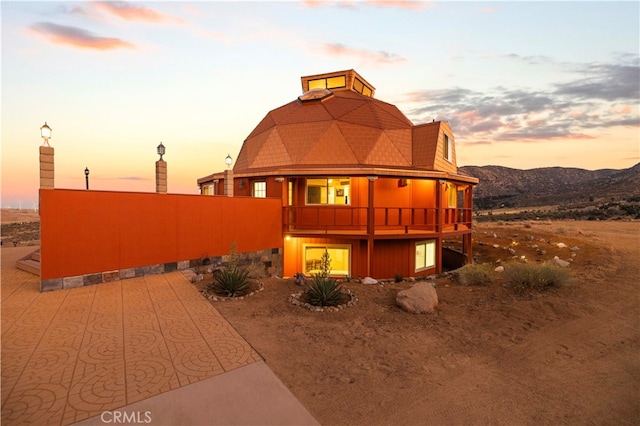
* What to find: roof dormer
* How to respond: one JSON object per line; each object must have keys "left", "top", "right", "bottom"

{"left": 300, "top": 69, "right": 376, "bottom": 98}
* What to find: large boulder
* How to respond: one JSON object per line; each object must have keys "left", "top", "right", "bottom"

{"left": 396, "top": 283, "right": 438, "bottom": 314}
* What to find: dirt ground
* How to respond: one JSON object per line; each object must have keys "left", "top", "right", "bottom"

{"left": 212, "top": 220, "right": 640, "bottom": 425}
{"left": 0, "top": 209, "right": 40, "bottom": 246}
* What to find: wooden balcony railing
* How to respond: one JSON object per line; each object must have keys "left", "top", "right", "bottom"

{"left": 283, "top": 206, "right": 472, "bottom": 235}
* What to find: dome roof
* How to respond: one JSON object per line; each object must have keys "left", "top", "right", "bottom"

{"left": 233, "top": 89, "right": 415, "bottom": 173}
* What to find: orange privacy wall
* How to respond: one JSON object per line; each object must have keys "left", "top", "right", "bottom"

{"left": 39, "top": 189, "right": 282, "bottom": 280}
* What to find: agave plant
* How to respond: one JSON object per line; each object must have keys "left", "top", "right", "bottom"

{"left": 307, "top": 275, "right": 344, "bottom": 307}
{"left": 211, "top": 266, "right": 250, "bottom": 297}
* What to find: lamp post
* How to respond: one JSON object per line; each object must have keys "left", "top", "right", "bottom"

{"left": 40, "top": 122, "right": 52, "bottom": 146}
{"left": 84, "top": 167, "right": 90, "bottom": 190}
{"left": 39, "top": 122, "right": 55, "bottom": 190}
{"left": 157, "top": 142, "right": 165, "bottom": 161}
{"left": 156, "top": 143, "right": 167, "bottom": 193}
{"left": 224, "top": 154, "right": 233, "bottom": 196}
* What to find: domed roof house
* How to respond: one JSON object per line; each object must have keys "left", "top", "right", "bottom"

{"left": 198, "top": 70, "right": 478, "bottom": 279}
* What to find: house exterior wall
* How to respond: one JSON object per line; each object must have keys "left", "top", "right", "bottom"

{"left": 39, "top": 189, "right": 282, "bottom": 286}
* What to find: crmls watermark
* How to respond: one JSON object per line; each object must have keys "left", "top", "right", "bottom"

{"left": 100, "top": 411, "right": 152, "bottom": 424}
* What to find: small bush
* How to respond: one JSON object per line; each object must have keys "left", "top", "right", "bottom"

{"left": 394, "top": 273, "right": 404, "bottom": 283}
{"left": 307, "top": 275, "right": 344, "bottom": 306}
{"left": 504, "top": 262, "right": 570, "bottom": 293}
{"left": 305, "top": 249, "right": 345, "bottom": 306}
{"left": 456, "top": 263, "right": 495, "bottom": 286}
{"left": 210, "top": 266, "right": 250, "bottom": 297}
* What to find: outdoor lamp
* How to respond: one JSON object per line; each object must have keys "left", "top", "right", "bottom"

{"left": 84, "top": 167, "right": 90, "bottom": 190}
{"left": 40, "top": 122, "right": 52, "bottom": 146}
{"left": 225, "top": 154, "right": 232, "bottom": 169}
{"left": 157, "top": 142, "right": 165, "bottom": 161}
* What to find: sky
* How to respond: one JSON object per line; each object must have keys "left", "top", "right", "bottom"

{"left": 2, "top": 0, "right": 639, "bottom": 208}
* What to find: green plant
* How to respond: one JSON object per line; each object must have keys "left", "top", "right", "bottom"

{"left": 305, "top": 250, "right": 345, "bottom": 307}
{"left": 307, "top": 275, "right": 344, "bottom": 306}
{"left": 210, "top": 266, "right": 250, "bottom": 297}
{"left": 456, "top": 263, "right": 495, "bottom": 286}
{"left": 504, "top": 262, "right": 570, "bottom": 293}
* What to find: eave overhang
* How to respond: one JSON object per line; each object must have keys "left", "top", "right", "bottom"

{"left": 198, "top": 166, "right": 478, "bottom": 185}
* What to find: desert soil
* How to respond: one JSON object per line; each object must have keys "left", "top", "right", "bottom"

{"left": 0, "top": 209, "right": 40, "bottom": 246}
{"left": 212, "top": 220, "right": 639, "bottom": 425}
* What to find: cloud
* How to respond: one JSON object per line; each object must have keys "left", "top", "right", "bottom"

{"left": 554, "top": 62, "right": 640, "bottom": 102}
{"left": 91, "top": 1, "right": 183, "bottom": 23}
{"left": 303, "top": 0, "right": 433, "bottom": 9}
{"left": 30, "top": 22, "right": 134, "bottom": 50}
{"left": 363, "top": 0, "right": 433, "bottom": 10}
{"left": 403, "top": 56, "right": 640, "bottom": 144}
{"left": 323, "top": 42, "right": 407, "bottom": 65}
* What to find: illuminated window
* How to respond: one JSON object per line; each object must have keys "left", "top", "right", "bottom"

{"left": 444, "top": 134, "right": 452, "bottom": 161}
{"left": 304, "top": 245, "right": 350, "bottom": 276}
{"left": 415, "top": 240, "right": 436, "bottom": 272}
{"left": 288, "top": 181, "right": 293, "bottom": 205}
{"left": 308, "top": 75, "right": 346, "bottom": 90}
{"left": 306, "top": 177, "right": 350, "bottom": 205}
{"left": 327, "top": 75, "right": 346, "bottom": 89}
{"left": 445, "top": 183, "right": 457, "bottom": 207}
{"left": 352, "top": 78, "right": 373, "bottom": 97}
{"left": 253, "top": 181, "right": 266, "bottom": 198}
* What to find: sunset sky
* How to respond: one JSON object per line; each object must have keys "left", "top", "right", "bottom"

{"left": 2, "top": 0, "right": 639, "bottom": 208}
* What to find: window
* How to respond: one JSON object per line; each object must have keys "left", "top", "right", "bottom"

{"left": 306, "top": 177, "right": 350, "bottom": 205}
{"left": 445, "top": 183, "right": 457, "bottom": 207}
{"left": 443, "top": 134, "right": 452, "bottom": 162}
{"left": 202, "top": 184, "right": 216, "bottom": 195}
{"left": 288, "top": 181, "right": 293, "bottom": 206}
{"left": 253, "top": 181, "right": 266, "bottom": 198}
{"left": 304, "top": 245, "right": 350, "bottom": 276}
{"left": 308, "top": 75, "right": 346, "bottom": 90}
{"left": 353, "top": 78, "right": 373, "bottom": 97}
{"left": 415, "top": 240, "right": 436, "bottom": 272}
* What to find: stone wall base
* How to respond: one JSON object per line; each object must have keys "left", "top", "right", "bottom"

{"left": 41, "top": 247, "right": 282, "bottom": 292}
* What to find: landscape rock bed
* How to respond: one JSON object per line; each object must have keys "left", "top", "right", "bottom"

{"left": 201, "top": 280, "right": 264, "bottom": 302}
{"left": 288, "top": 289, "right": 358, "bottom": 312}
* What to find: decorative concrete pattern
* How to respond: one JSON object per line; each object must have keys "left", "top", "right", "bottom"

{"left": 2, "top": 248, "right": 261, "bottom": 426}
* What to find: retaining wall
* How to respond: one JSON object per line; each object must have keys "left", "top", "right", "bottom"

{"left": 39, "top": 189, "right": 283, "bottom": 291}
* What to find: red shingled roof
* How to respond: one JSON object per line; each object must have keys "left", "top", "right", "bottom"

{"left": 234, "top": 90, "right": 415, "bottom": 173}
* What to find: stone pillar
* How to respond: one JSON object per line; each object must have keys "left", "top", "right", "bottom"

{"left": 224, "top": 169, "right": 234, "bottom": 197}
{"left": 40, "top": 146, "right": 54, "bottom": 189}
{"left": 156, "top": 160, "right": 167, "bottom": 193}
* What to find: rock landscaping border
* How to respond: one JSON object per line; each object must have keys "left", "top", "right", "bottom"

{"left": 287, "top": 289, "right": 358, "bottom": 312}
{"left": 201, "top": 280, "right": 264, "bottom": 302}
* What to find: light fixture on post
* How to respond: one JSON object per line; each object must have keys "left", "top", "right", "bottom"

{"left": 156, "top": 143, "right": 167, "bottom": 194}
{"left": 84, "top": 167, "right": 90, "bottom": 190}
{"left": 40, "top": 122, "right": 52, "bottom": 146}
{"left": 157, "top": 142, "right": 165, "bottom": 161}
{"left": 224, "top": 154, "right": 234, "bottom": 197}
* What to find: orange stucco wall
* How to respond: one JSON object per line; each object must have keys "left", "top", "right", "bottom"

{"left": 39, "top": 189, "right": 282, "bottom": 280}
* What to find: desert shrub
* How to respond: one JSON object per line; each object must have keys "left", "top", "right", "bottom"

{"left": 210, "top": 266, "right": 250, "bottom": 297}
{"left": 456, "top": 263, "right": 495, "bottom": 286}
{"left": 504, "top": 262, "right": 570, "bottom": 293}
{"left": 209, "top": 241, "right": 250, "bottom": 297}
{"left": 305, "top": 249, "right": 345, "bottom": 306}
{"left": 307, "top": 275, "right": 344, "bottom": 306}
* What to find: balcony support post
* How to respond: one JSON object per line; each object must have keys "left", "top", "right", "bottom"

{"left": 366, "top": 176, "right": 377, "bottom": 276}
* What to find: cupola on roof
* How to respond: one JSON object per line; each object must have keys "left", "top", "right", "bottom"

{"left": 233, "top": 70, "right": 416, "bottom": 173}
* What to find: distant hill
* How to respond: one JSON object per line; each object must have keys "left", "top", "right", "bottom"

{"left": 458, "top": 163, "right": 640, "bottom": 209}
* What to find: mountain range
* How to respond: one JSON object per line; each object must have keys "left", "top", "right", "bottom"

{"left": 458, "top": 163, "right": 640, "bottom": 209}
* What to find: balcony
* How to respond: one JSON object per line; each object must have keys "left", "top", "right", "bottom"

{"left": 283, "top": 206, "right": 472, "bottom": 236}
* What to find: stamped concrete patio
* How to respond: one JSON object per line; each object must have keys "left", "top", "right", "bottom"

{"left": 1, "top": 246, "right": 317, "bottom": 425}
